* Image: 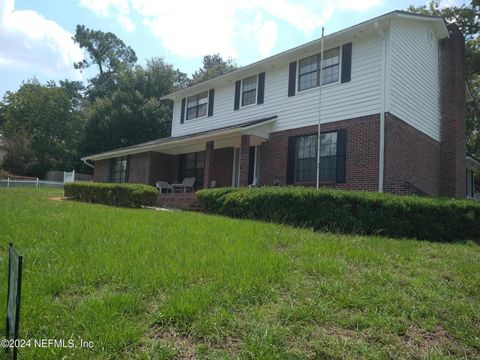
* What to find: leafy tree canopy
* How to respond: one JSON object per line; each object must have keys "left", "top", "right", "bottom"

{"left": 0, "top": 79, "right": 86, "bottom": 176}
{"left": 191, "top": 54, "right": 239, "bottom": 85}
{"left": 73, "top": 25, "right": 138, "bottom": 99}
{"left": 81, "top": 58, "right": 187, "bottom": 156}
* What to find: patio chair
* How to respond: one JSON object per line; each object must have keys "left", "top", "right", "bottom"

{"left": 156, "top": 180, "right": 173, "bottom": 193}
{"left": 172, "top": 177, "right": 196, "bottom": 193}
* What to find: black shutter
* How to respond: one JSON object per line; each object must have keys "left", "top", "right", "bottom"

{"left": 180, "top": 98, "right": 186, "bottom": 123}
{"left": 125, "top": 155, "right": 131, "bottom": 183}
{"left": 234, "top": 80, "right": 241, "bottom": 110}
{"left": 288, "top": 61, "right": 297, "bottom": 97}
{"left": 286, "top": 137, "right": 297, "bottom": 185}
{"left": 257, "top": 72, "right": 265, "bottom": 104}
{"left": 341, "top": 43, "right": 352, "bottom": 83}
{"left": 336, "top": 129, "right": 347, "bottom": 183}
{"left": 208, "top": 89, "right": 215, "bottom": 117}
{"left": 248, "top": 146, "right": 256, "bottom": 185}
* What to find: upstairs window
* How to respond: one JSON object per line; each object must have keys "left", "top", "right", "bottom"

{"left": 298, "top": 47, "right": 340, "bottom": 91}
{"left": 186, "top": 91, "right": 208, "bottom": 120}
{"left": 242, "top": 75, "right": 257, "bottom": 106}
{"left": 109, "top": 156, "right": 129, "bottom": 183}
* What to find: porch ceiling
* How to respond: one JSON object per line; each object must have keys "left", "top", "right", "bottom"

{"left": 82, "top": 116, "right": 277, "bottom": 161}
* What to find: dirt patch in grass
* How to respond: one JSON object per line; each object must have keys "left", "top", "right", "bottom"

{"left": 146, "top": 325, "right": 242, "bottom": 359}
{"left": 150, "top": 328, "right": 198, "bottom": 359}
{"left": 49, "top": 196, "right": 67, "bottom": 201}
{"left": 400, "top": 325, "right": 474, "bottom": 358}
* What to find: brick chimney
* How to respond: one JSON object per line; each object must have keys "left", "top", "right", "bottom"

{"left": 439, "top": 24, "right": 466, "bottom": 198}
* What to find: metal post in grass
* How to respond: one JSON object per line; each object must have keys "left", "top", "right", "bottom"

{"left": 5, "top": 243, "right": 23, "bottom": 360}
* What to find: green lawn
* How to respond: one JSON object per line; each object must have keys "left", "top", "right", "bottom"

{"left": 0, "top": 189, "right": 479, "bottom": 359}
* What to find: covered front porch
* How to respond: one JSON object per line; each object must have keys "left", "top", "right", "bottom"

{"left": 151, "top": 121, "right": 275, "bottom": 191}
{"left": 86, "top": 117, "right": 277, "bottom": 191}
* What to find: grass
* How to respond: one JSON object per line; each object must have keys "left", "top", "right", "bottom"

{"left": 0, "top": 189, "right": 479, "bottom": 359}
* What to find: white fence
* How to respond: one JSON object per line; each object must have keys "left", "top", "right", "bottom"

{"left": 64, "top": 170, "right": 75, "bottom": 183}
{"left": 0, "top": 178, "right": 64, "bottom": 189}
{"left": 0, "top": 170, "right": 79, "bottom": 189}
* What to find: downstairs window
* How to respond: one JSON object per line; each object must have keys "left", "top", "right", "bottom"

{"left": 109, "top": 156, "right": 129, "bottom": 183}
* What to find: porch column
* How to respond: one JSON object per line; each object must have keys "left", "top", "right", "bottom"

{"left": 203, "top": 140, "right": 214, "bottom": 188}
{"left": 239, "top": 135, "right": 250, "bottom": 187}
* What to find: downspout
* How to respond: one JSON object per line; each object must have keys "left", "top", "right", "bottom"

{"left": 375, "top": 21, "right": 387, "bottom": 193}
{"left": 82, "top": 159, "right": 95, "bottom": 169}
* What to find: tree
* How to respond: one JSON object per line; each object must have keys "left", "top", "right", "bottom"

{"left": 407, "top": 1, "right": 480, "bottom": 156}
{"left": 73, "top": 25, "right": 137, "bottom": 99}
{"left": 81, "top": 58, "right": 187, "bottom": 156}
{"left": 0, "top": 79, "right": 86, "bottom": 177}
{"left": 191, "top": 54, "right": 239, "bottom": 85}
{"left": 59, "top": 79, "right": 86, "bottom": 110}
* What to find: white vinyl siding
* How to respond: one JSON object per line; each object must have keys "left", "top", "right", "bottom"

{"left": 171, "top": 34, "right": 382, "bottom": 137}
{"left": 388, "top": 19, "right": 441, "bottom": 140}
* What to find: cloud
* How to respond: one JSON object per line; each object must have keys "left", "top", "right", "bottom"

{"left": 79, "top": 0, "right": 130, "bottom": 17}
{"left": 338, "top": 0, "right": 384, "bottom": 11}
{"left": 244, "top": 13, "right": 278, "bottom": 58}
{"left": 0, "top": 0, "right": 83, "bottom": 78}
{"left": 438, "top": 0, "right": 465, "bottom": 8}
{"left": 80, "top": 0, "right": 135, "bottom": 32}
{"left": 80, "top": 0, "right": 384, "bottom": 59}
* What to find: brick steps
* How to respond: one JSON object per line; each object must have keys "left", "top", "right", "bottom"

{"left": 157, "top": 193, "right": 204, "bottom": 211}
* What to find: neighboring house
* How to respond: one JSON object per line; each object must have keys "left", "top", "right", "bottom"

{"left": 82, "top": 11, "right": 469, "bottom": 198}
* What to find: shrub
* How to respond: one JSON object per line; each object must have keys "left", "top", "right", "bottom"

{"left": 196, "top": 187, "right": 480, "bottom": 242}
{"left": 195, "top": 187, "right": 240, "bottom": 213}
{"left": 64, "top": 182, "right": 158, "bottom": 208}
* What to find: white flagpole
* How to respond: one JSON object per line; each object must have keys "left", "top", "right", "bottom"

{"left": 316, "top": 27, "right": 325, "bottom": 189}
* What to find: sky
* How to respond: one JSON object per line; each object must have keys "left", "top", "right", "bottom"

{"left": 0, "top": 0, "right": 465, "bottom": 98}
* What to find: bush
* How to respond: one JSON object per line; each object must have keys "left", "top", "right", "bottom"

{"left": 196, "top": 187, "right": 480, "bottom": 242}
{"left": 64, "top": 182, "right": 158, "bottom": 208}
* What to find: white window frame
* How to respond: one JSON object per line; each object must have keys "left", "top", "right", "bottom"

{"left": 297, "top": 46, "right": 342, "bottom": 93}
{"left": 185, "top": 91, "right": 209, "bottom": 121}
{"left": 241, "top": 74, "right": 258, "bottom": 108}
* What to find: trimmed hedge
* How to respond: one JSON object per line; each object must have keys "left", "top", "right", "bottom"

{"left": 64, "top": 182, "right": 158, "bottom": 208}
{"left": 196, "top": 187, "right": 480, "bottom": 242}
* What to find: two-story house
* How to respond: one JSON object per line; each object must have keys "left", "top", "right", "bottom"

{"left": 82, "top": 11, "right": 472, "bottom": 199}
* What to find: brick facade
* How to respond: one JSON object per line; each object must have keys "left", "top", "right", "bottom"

{"left": 93, "top": 159, "right": 109, "bottom": 182}
{"left": 211, "top": 147, "right": 234, "bottom": 187}
{"left": 384, "top": 113, "right": 440, "bottom": 196}
{"left": 239, "top": 135, "right": 251, "bottom": 187}
{"left": 439, "top": 24, "right": 466, "bottom": 198}
{"left": 147, "top": 152, "right": 175, "bottom": 185}
{"left": 128, "top": 152, "right": 151, "bottom": 184}
{"left": 259, "top": 114, "right": 380, "bottom": 191}
{"left": 203, "top": 141, "right": 214, "bottom": 188}
{"left": 93, "top": 152, "right": 174, "bottom": 186}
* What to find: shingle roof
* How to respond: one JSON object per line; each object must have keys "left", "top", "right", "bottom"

{"left": 82, "top": 115, "right": 277, "bottom": 160}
